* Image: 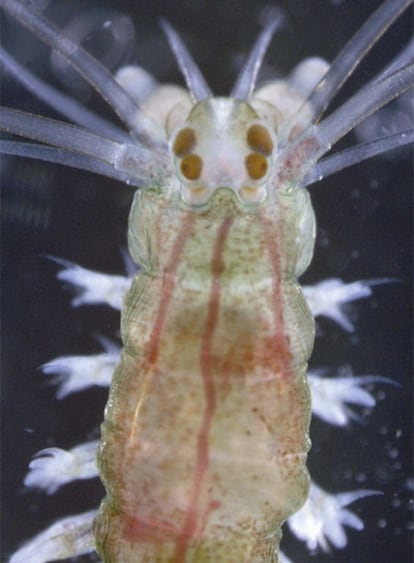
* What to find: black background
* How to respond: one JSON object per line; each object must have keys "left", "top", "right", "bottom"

{"left": 1, "top": 1, "right": 412, "bottom": 561}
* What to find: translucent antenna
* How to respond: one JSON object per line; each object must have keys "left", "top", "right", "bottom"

{"left": 1, "top": 108, "right": 125, "bottom": 162}
{"left": 370, "top": 36, "right": 414, "bottom": 84}
{"left": 305, "top": 129, "right": 414, "bottom": 186}
{"left": 161, "top": 19, "right": 212, "bottom": 101}
{"left": 0, "top": 47, "right": 129, "bottom": 143}
{"left": 0, "top": 108, "right": 167, "bottom": 184}
{"left": 0, "top": 140, "right": 142, "bottom": 187}
{"left": 231, "top": 17, "right": 281, "bottom": 100}
{"left": 306, "top": 0, "right": 412, "bottom": 122}
{"left": 0, "top": 0, "right": 164, "bottom": 147}
{"left": 276, "top": 62, "right": 414, "bottom": 186}
{"left": 317, "top": 63, "right": 414, "bottom": 149}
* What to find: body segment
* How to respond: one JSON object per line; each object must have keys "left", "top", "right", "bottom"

{"left": 95, "top": 184, "right": 315, "bottom": 560}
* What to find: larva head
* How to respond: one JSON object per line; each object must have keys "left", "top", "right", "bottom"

{"left": 170, "top": 98, "right": 277, "bottom": 207}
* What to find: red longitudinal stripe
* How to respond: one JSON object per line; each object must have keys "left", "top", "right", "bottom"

{"left": 259, "top": 211, "right": 292, "bottom": 372}
{"left": 122, "top": 212, "right": 196, "bottom": 543}
{"left": 148, "top": 212, "right": 196, "bottom": 366}
{"left": 174, "top": 214, "right": 234, "bottom": 561}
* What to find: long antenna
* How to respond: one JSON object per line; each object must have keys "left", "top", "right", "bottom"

{"left": 161, "top": 19, "right": 212, "bottom": 101}
{"left": 231, "top": 17, "right": 281, "bottom": 100}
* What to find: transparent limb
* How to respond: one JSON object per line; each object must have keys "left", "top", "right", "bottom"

{"left": 317, "top": 62, "right": 414, "bottom": 150}
{"left": 24, "top": 441, "right": 99, "bottom": 494}
{"left": 302, "top": 278, "right": 392, "bottom": 332}
{"left": 299, "top": 0, "right": 412, "bottom": 125}
{"left": 48, "top": 9, "right": 136, "bottom": 96}
{"left": 305, "top": 128, "right": 414, "bottom": 186}
{"left": 42, "top": 337, "right": 120, "bottom": 398}
{"left": 48, "top": 256, "right": 131, "bottom": 310}
{"left": 0, "top": 140, "right": 142, "bottom": 187}
{"left": 287, "top": 482, "right": 379, "bottom": 552}
{"left": 277, "top": 61, "right": 414, "bottom": 186}
{"left": 230, "top": 15, "right": 282, "bottom": 100}
{"left": 0, "top": 108, "right": 166, "bottom": 186}
{"left": 373, "top": 36, "right": 414, "bottom": 85}
{"left": 1, "top": 0, "right": 163, "bottom": 146}
{"left": 1, "top": 107, "right": 123, "bottom": 160}
{"left": 9, "top": 510, "right": 97, "bottom": 563}
{"left": 309, "top": 369, "right": 393, "bottom": 426}
{"left": 0, "top": 47, "right": 128, "bottom": 142}
{"left": 160, "top": 19, "right": 212, "bottom": 101}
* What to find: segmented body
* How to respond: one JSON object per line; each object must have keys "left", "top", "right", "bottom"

{"left": 1, "top": 1, "right": 412, "bottom": 563}
{"left": 95, "top": 179, "right": 315, "bottom": 559}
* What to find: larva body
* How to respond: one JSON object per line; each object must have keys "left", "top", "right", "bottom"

{"left": 1, "top": 1, "right": 412, "bottom": 562}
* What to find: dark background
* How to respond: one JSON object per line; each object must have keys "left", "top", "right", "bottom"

{"left": 1, "top": 1, "right": 412, "bottom": 561}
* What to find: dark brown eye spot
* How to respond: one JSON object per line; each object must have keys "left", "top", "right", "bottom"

{"left": 246, "top": 124, "right": 274, "bottom": 156}
{"left": 173, "top": 127, "right": 196, "bottom": 156}
{"left": 180, "top": 154, "right": 203, "bottom": 180}
{"left": 245, "top": 153, "right": 268, "bottom": 180}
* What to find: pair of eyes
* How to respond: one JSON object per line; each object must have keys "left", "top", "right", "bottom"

{"left": 172, "top": 123, "right": 275, "bottom": 183}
